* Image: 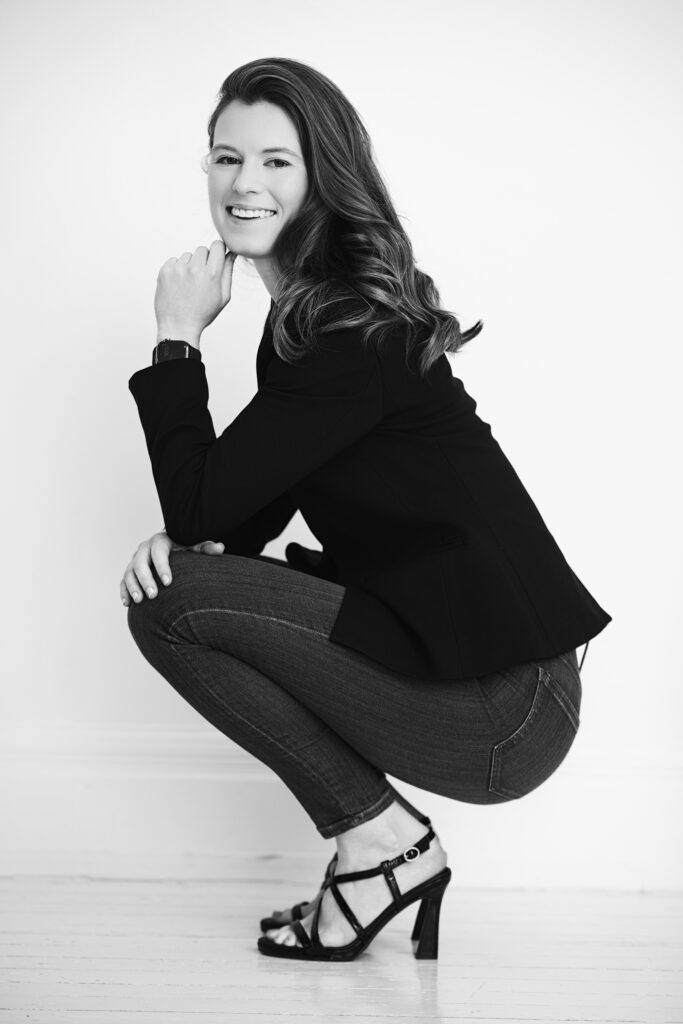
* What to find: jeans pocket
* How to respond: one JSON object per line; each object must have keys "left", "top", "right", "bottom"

{"left": 488, "top": 664, "right": 581, "bottom": 800}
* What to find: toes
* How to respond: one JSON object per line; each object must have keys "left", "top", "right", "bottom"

{"left": 277, "top": 924, "right": 300, "bottom": 946}
{"left": 267, "top": 924, "right": 299, "bottom": 946}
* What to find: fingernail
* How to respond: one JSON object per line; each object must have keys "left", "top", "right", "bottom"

{"left": 133, "top": 591, "right": 141, "bottom": 601}
{"left": 146, "top": 588, "right": 156, "bottom": 598}
{"left": 162, "top": 575, "right": 170, "bottom": 585}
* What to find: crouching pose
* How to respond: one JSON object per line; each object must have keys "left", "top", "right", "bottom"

{"left": 122, "top": 56, "right": 612, "bottom": 963}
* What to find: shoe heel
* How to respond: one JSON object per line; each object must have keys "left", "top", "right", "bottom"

{"left": 412, "top": 879, "right": 449, "bottom": 960}
{"left": 411, "top": 897, "right": 427, "bottom": 940}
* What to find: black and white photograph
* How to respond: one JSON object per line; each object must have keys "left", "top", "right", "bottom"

{"left": 1, "top": 0, "right": 680, "bottom": 1020}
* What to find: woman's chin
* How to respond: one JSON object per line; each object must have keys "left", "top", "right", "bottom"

{"left": 228, "top": 246, "right": 270, "bottom": 261}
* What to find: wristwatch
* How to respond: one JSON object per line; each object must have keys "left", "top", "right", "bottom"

{"left": 152, "top": 339, "right": 202, "bottom": 365}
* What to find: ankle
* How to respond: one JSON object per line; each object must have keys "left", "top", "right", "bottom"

{"left": 334, "top": 800, "right": 433, "bottom": 863}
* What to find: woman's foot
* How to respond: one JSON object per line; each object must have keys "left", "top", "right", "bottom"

{"left": 263, "top": 803, "right": 448, "bottom": 948}
{"left": 264, "top": 890, "right": 324, "bottom": 927}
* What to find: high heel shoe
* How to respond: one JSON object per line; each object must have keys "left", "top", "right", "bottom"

{"left": 257, "top": 823, "right": 451, "bottom": 961}
{"left": 259, "top": 807, "right": 432, "bottom": 933}
{"left": 259, "top": 853, "right": 338, "bottom": 932}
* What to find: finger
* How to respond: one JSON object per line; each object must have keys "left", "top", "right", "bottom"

{"left": 150, "top": 543, "right": 173, "bottom": 586}
{"left": 191, "top": 540, "right": 223, "bottom": 554}
{"left": 206, "top": 239, "right": 227, "bottom": 276}
{"left": 178, "top": 251, "right": 192, "bottom": 263}
{"left": 190, "top": 245, "right": 209, "bottom": 267}
{"left": 120, "top": 579, "right": 131, "bottom": 606}
{"left": 123, "top": 569, "right": 144, "bottom": 604}
{"left": 129, "top": 561, "right": 159, "bottom": 600}
{"left": 201, "top": 541, "right": 225, "bottom": 555}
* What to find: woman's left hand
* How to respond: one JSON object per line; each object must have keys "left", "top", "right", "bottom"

{"left": 154, "top": 240, "right": 237, "bottom": 340}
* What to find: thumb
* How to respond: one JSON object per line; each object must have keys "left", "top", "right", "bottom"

{"left": 197, "top": 540, "right": 224, "bottom": 554}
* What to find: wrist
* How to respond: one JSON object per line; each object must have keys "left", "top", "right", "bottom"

{"left": 152, "top": 338, "right": 202, "bottom": 366}
{"left": 155, "top": 327, "right": 202, "bottom": 349}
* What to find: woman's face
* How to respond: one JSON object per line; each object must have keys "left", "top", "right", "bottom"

{"left": 207, "top": 99, "right": 308, "bottom": 260}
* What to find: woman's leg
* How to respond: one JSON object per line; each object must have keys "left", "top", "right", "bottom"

{"left": 126, "top": 549, "right": 450, "bottom": 947}
{"left": 127, "top": 547, "right": 581, "bottom": 818}
{"left": 127, "top": 551, "right": 406, "bottom": 836}
{"left": 126, "top": 548, "right": 581, "bottom": 948}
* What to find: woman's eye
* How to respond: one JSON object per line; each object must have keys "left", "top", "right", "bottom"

{"left": 214, "top": 156, "right": 290, "bottom": 168}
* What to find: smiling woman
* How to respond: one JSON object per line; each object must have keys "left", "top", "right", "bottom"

{"left": 199, "top": 99, "right": 309, "bottom": 300}
{"left": 124, "top": 56, "right": 611, "bottom": 965}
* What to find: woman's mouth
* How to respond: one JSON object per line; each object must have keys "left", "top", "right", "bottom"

{"left": 226, "top": 206, "right": 277, "bottom": 223}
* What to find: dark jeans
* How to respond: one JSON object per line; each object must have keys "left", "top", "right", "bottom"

{"left": 127, "top": 549, "right": 583, "bottom": 839}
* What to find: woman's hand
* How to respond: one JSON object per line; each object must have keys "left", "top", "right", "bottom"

{"left": 285, "top": 542, "right": 337, "bottom": 581}
{"left": 155, "top": 240, "right": 238, "bottom": 342}
{"left": 120, "top": 531, "right": 225, "bottom": 606}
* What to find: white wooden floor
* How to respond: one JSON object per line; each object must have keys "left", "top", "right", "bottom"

{"left": 1, "top": 860, "right": 682, "bottom": 1023}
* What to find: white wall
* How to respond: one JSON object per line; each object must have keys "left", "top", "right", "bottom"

{"left": 1, "top": 0, "right": 680, "bottom": 888}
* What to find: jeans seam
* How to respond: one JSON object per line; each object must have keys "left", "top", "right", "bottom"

{"left": 168, "top": 606, "right": 330, "bottom": 641}
{"left": 557, "top": 652, "right": 583, "bottom": 687}
{"left": 317, "top": 786, "right": 396, "bottom": 839}
{"left": 543, "top": 667, "right": 581, "bottom": 731}
{"left": 488, "top": 669, "right": 544, "bottom": 798}
{"left": 168, "top": 641, "right": 357, "bottom": 819}
{"left": 293, "top": 725, "right": 335, "bottom": 753}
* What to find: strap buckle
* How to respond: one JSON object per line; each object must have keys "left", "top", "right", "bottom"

{"left": 404, "top": 846, "right": 420, "bottom": 862}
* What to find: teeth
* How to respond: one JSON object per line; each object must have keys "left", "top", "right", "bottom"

{"left": 229, "top": 207, "right": 275, "bottom": 219}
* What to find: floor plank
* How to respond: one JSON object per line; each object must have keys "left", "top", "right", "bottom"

{"left": 1, "top": 869, "right": 681, "bottom": 1023}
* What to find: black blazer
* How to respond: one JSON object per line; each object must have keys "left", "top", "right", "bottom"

{"left": 129, "top": 301, "right": 612, "bottom": 681}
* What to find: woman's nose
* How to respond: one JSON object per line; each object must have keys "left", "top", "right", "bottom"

{"left": 231, "top": 166, "right": 263, "bottom": 193}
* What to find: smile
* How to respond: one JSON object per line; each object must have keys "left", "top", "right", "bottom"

{"left": 227, "top": 207, "right": 277, "bottom": 221}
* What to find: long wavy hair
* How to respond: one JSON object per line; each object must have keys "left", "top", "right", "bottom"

{"left": 205, "top": 57, "right": 483, "bottom": 377}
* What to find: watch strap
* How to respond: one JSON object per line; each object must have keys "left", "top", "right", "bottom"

{"left": 153, "top": 339, "right": 202, "bottom": 365}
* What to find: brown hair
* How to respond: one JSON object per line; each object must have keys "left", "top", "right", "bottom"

{"left": 207, "top": 57, "right": 483, "bottom": 376}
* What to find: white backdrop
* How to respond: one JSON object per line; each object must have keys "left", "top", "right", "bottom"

{"left": 1, "top": 0, "right": 681, "bottom": 889}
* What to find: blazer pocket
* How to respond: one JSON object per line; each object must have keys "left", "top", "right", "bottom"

{"left": 488, "top": 666, "right": 580, "bottom": 800}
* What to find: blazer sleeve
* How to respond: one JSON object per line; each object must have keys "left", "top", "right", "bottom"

{"left": 208, "top": 489, "right": 298, "bottom": 556}
{"left": 128, "top": 326, "right": 383, "bottom": 547}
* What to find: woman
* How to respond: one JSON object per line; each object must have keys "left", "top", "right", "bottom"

{"left": 122, "top": 57, "right": 612, "bottom": 962}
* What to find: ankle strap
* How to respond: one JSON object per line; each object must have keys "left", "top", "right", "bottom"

{"left": 323, "top": 826, "right": 438, "bottom": 915}
{"left": 381, "top": 825, "right": 435, "bottom": 870}
{"left": 326, "top": 825, "right": 436, "bottom": 888}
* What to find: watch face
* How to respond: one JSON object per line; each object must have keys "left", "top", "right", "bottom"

{"left": 158, "top": 341, "right": 184, "bottom": 359}
{"left": 153, "top": 339, "right": 200, "bottom": 364}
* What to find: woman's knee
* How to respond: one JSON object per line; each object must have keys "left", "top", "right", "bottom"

{"left": 126, "top": 587, "right": 168, "bottom": 650}
{"left": 126, "top": 547, "right": 237, "bottom": 646}
{"left": 125, "top": 551, "right": 195, "bottom": 644}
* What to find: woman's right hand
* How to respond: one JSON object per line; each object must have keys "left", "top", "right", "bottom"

{"left": 120, "top": 531, "right": 225, "bottom": 606}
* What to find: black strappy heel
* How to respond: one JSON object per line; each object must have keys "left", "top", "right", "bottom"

{"left": 259, "top": 854, "right": 339, "bottom": 932}
{"left": 259, "top": 806, "right": 433, "bottom": 933}
{"left": 257, "top": 823, "right": 451, "bottom": 961}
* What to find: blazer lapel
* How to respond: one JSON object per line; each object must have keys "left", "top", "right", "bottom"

{"left": 256, "top": 301, "right": 276, "bottom": 388}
